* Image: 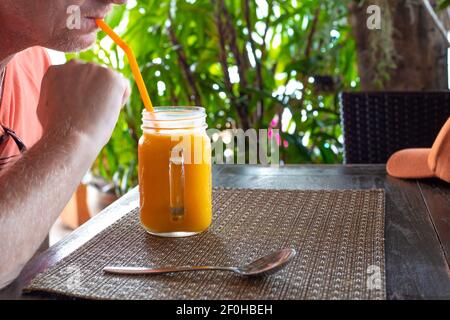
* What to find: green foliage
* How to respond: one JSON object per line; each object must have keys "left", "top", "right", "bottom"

{"left": 68, "top": 0, "right": 359, "bottom": 195}
{"left": 438, "top": 0, "right": 450, "bottom": 10}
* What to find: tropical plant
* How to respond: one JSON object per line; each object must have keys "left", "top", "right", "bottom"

{"left": 68, "top": 0, "right": 360, "bottom": 195}
{"left": 438, "top": 0, "right": 450, "bottom": 9}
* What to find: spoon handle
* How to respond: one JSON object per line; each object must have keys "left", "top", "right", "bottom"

{"left": 103, "top": 266, "right": 238, "bottom": 275}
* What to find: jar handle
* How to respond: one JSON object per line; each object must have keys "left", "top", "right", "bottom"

{"left": 169, "top": 151, "right": 185, "bottom": 221}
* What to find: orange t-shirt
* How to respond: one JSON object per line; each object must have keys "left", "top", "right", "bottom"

{"left": 0, "top": 47, "right": 51, "bottom": 160}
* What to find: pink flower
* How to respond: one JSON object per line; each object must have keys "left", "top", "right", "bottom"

{"left": 276, "top": 132, "right": 281, "bottom": 146}
{"left": 268, "top": 128, "right": 282, "bottom": 146}
{"left": 283, "top": 140, "right": 289, "bottom": 148}
{"left": 270, "top": 115, "right": 279, "bottom": 128}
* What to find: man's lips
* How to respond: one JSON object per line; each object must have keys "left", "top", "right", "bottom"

{"left": 84, "top": 11, "right": 110, "bottom": 30}
{"left": 86, "top": 13, "right": 107, "bottom": 19}
{"left": 83, "top": 17, "right": 102, "bottom": 32}
{"left": 72, "top": 6, "right": 112, "bottom": 32}
{"left": 86, "top": 14, "right": 107, "bottom": 20}
{"left": 85, "top": 5, "right": 112, "bottom": 20}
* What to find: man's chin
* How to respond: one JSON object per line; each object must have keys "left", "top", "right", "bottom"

{"left": 74, "top": 33, "right": 98, "bottom": 52}
{"left": 49, "top": 32, "right": 98, "bottom": 53}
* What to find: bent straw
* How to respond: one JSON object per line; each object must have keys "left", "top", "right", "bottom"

{"left": 96, "top": 19, "right": 154, "bottom": 112}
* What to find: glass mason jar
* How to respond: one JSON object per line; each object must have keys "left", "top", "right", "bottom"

{"left": 138, "top": 107, "right": 212, "bottom": 237}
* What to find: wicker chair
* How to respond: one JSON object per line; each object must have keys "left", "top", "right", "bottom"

{"left": 340, "top": 92, "right": 450, "bottom": 164}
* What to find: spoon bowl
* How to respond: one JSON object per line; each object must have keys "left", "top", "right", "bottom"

{"left": 236, "top": 248, "right": 297, "bottom": 276}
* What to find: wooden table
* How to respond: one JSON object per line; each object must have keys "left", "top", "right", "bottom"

{"left": 1, "top": 165, "right": 449, "bottom": 300}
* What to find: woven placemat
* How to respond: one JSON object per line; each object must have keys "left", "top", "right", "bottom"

{"left": 24, "top": 188, "right": 386, "bottom": 300}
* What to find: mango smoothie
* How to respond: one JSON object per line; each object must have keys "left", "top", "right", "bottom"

{"left": 138, "top": 107, "right": 212, "bottom": 237}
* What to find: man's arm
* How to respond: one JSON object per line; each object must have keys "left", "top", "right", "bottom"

{"left": 0, "top": 129, "right": 97, "bottom": 288}
{"left": 0, "top": 60, "right": 130, "bottom": 288}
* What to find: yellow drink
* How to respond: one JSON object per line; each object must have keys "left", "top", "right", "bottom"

{"left": 138, "top": 107, "right": 212, "bottom": 237}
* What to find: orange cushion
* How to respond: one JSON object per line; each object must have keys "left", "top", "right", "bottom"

{"left": 387, "top": 148, "right": 434, "bottom": 179}
{"left": 428, "top": 117, "right": 450, "bottom": 183}
{"left": 386, "top": 117, "right": 450, "bottom": 183}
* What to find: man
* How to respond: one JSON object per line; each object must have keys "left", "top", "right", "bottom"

{"left": 0, "top": 0, "right": 130, "bottom": 288}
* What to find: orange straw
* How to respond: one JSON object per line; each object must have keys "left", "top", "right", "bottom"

{"left": 96, "top": 19, "right": 154, "bottom": 112}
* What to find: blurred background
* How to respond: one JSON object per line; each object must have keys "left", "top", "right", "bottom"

{"left": 48, "top": 0, "right": 450, "bottom": 239}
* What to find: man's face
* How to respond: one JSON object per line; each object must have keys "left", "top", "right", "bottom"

{"left": 0, "top": 0, "right": 126, "bottom": 52}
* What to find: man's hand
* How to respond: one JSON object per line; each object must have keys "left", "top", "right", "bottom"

{"left": 38, "top": 59, "right": 130, "bottom": 149}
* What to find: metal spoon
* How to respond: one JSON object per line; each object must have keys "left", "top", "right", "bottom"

{"left": 103, "top": 248, "right": 296, "bottom": 277}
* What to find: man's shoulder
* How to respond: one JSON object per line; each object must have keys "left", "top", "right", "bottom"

{"left": 1, "top": 47, "right": 52, "bottom": 149}
{"left": 11, "top": 46, "right": 52, "bottom": 76}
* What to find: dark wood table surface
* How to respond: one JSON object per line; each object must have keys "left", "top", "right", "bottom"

{"left": 1, "top": 165, "right": 449, "bottom": 300}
